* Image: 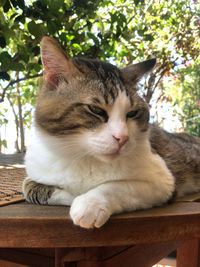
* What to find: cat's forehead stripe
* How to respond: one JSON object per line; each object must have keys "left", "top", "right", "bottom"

{"left": 90, "top": 61, "right": 122, "bottom": 103}
{"left": 92, "top": 98, "right": 101, "bottom": 104}
{"left": 74, "top": 58, "right": 128, "bottom": 104}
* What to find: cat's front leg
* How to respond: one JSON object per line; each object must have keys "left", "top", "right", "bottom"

{"left": 70, "top": 179, "right": 175, "bottom": 229}
{"left": 23, "top": 178, "right": 74, "bottom": 206}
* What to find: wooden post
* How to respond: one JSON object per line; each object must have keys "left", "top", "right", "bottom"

{"left": 177, "top": 239, "right": 200, "bottom": 267}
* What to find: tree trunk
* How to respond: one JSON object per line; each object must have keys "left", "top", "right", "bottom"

{"left": 144, "top": 72, "right": 156, "bottom": 104}
{"left": 0, "top": 134, "right": 2, "bottom": 154}
{"left": 7, "top": 95, "right": 20, "bottom": 153}
{"left": 16, "top": 72, "right": 25, "bottom": 153}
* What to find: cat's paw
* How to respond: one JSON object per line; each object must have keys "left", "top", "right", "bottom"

{"left": 70, "top": 195, "right": 111, "bottom": 229}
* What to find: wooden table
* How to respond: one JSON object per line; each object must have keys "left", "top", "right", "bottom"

{"left": 0, "top": 193, "right": 200, "bottom": 267}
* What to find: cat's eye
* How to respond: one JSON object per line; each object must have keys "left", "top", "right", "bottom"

{"left": 126, "top": 110, "right": 139, "bottom": 119}
{"left": 88, "top": 105, "right": 108, "bottom": 120}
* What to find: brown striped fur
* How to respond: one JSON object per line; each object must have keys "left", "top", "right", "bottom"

{"left": 35, "top": 38, "right": 152, "bottom": 136}
{"left": 24, "top": 36, "right": 200, "bottom": 208}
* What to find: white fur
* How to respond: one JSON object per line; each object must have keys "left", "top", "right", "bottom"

{"left": 26, "top": 91, "right": 175, "bottom": 228}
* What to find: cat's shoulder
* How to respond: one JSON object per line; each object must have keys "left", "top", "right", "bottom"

{"left": 149, "top": 123, "right": 200, "bottom": 154}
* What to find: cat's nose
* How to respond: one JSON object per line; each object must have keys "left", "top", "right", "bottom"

{"left": 113, "top": 135, "right": 129, "bottom": 149}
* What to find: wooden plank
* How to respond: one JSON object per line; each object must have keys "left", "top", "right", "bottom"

{"left": 77, "top": 242, "right": 181, "bottom": 267}
{"left": 176, "top": 192, "right": 200, "bottom": 202}
{"left": 0, "top": 259, "right": 27, "bottom": 267}
{"left": 84, "top": 246, "right": 131, "bottom": 261}
{"left": 2, "top": 201, "right": 200, "bottom": 219}
{"left": 55, "top": 249, "right": 66, "bottom": 267}
{"left": 18, "top": 248, "right": 55, "bottom": 258}
{"left": 177, "top": 239, "right": 200, "bottom": 267}
{"left": 0, "top": 248, "right": 54, "bottom": 266}
{"left": 0, "top": 197, "right": 24, "bottom": 207}
{"left": 0, "top": 202, "right": 200, "bottom": 247}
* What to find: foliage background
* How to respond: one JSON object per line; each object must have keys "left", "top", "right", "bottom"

{"left": 0, "top": 0, "right": 200, "bottom": 152}
{"left": 165, "top": 59, "right": 200, "bottom": 137}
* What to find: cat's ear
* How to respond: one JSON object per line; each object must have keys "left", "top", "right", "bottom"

{"left": 121, "top": 58, "right": 156, "bottom": 83}
{"left": 40, "top": 36, "right": 78, "bottom": 88}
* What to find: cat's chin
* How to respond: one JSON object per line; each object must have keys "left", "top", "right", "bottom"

{"left": 96, "top": 152, "right": 120, "bottom": 163}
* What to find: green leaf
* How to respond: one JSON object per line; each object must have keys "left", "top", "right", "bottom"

{"left": 27, "top": 63, "right": 41, "bottom": 72}
{"left": 10, "top": 12, "right": 18, "bottom": 20}
{"left": 0, "top": 71, "right": 10, "bottom": 81}
{"left": 28, "top": 21, "right": 47, "bottom": 39}
{"left": 87, "top": 32, "right": 99, "bottom": 45}
{"left": 17, "top": 46, "right": 29, "bottom": 63}
{"left": 0, "top": 36, "right": 6, "bottom": 48}
{"left": 3, "top": 0, "right": 11, "bottom": 12}
{"left": 0, "top": 51, "right": 12, "bottom": 69}
{"left": 10, "top": 0, "right": 18, "bottom": 8}
{"left": 145, "top": 34, "right": 154, "bottom": 41}
{"left": 66, "top": 35, "right": 75, "bottom": 42}
{"left": 72, "top": 43, "right": 82, "bottom": 52}
{"left": 48, "top": 0, "right": 64, "bottom": 11}
{"left": 0, "top": 0, "right": 6, "bottom": 7}
{"left": 17, "top": 0, "right": 25, "bottom": 9}
{"left": 134, "top": 0, "right": 144, "bottom": 5}
{"left": 28, "top": 21, "right": 39, "bottom": 37}
{"left": 138, "top": 29, "right": 145, "bottom": 36}
{"left": 32, "top": 46, "right": 40, "bottom": 56}
{"left": 14, "top": 14, "right": 25, "bottom": 23}
{"left": 0, "top": 10, "right": 6, "bottom": 24}
{"left": 47, "top": 21, "right": 57, "bottom": 35}
{"left": 1, "top": 139, "right": 7, "bottom": 148}
{"left": 10, "top": 62, "right": 24, "bottom": 71}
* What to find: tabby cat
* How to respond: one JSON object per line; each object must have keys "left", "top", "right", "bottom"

{"left": 23, "top": 36, "right": 200, "bottom": 229}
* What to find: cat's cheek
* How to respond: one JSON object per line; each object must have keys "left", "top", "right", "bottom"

{"left": 70, "top": 195, "right": 111, "bottom": 229}
{"left": 82, "top": 132, "right": 117, "bottom": 156}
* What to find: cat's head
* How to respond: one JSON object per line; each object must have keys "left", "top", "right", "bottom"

{"left": 35, "top": 36, "right": 156, "bottom": 162}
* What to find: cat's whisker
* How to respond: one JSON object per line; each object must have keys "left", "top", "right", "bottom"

{"left": 68, "top": 150, "right": 92, "bottom": 167}
{"left": 59, "top": 141, "right": 81, "bottom": 150}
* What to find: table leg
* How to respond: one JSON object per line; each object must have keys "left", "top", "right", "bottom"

{"left": 55, "top": 248, "right": 84, "bottom": 267}
{"left": 177, "top": 239, "right": 200, "bottom": 267}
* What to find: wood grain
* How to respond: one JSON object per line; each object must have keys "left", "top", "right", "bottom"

{"left": 0, "top": 248, "right": 54, "bottom": 266}
{"left": 0, "top": 202, "right": 200, "bottom": 247}
{"left": 176, "top": 192, "right": 200, "bottom": 202}
{"left": 177, "top": 239, "right": 200, "bottom": 267}
{"left": 77, "top": 242, "right": 182, "bottom": 267}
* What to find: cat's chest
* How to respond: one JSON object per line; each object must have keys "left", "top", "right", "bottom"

{"left": 26, "top": 147, "right": 132, "bottom": 195}
{"left": 25, "top": 131, "right": 134, "bottom": 194}
{"left": 26, "top": 129, "right": 168, "bottom": 196}
{"left": 45, "top": 158, "right": 130, "bottom": 194}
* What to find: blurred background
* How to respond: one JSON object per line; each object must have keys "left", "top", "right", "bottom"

{"left": 0, "top": 0, "right": 199, "bottom": 154}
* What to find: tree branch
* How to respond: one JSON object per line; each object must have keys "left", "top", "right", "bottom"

{"left": 144, "top": 72, "right": 156, "bottom": 103}
{"left": 152, "top": 67, "right": 168, "bottom": 93}
{"left": 0, "top": 73, "right": 43, "bottom": 103}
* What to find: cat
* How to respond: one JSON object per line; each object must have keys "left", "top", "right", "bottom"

{"left": 23, "top": 36, "right": 200, "bottom": 229}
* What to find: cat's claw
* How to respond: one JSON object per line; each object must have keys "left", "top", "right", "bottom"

{"left": 70, "top": 195, "right": 111, "bottom": 229}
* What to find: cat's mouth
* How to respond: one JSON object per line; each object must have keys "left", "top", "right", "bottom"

{"left": 100, "top": 143, "right": 128, "bottom": 158}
